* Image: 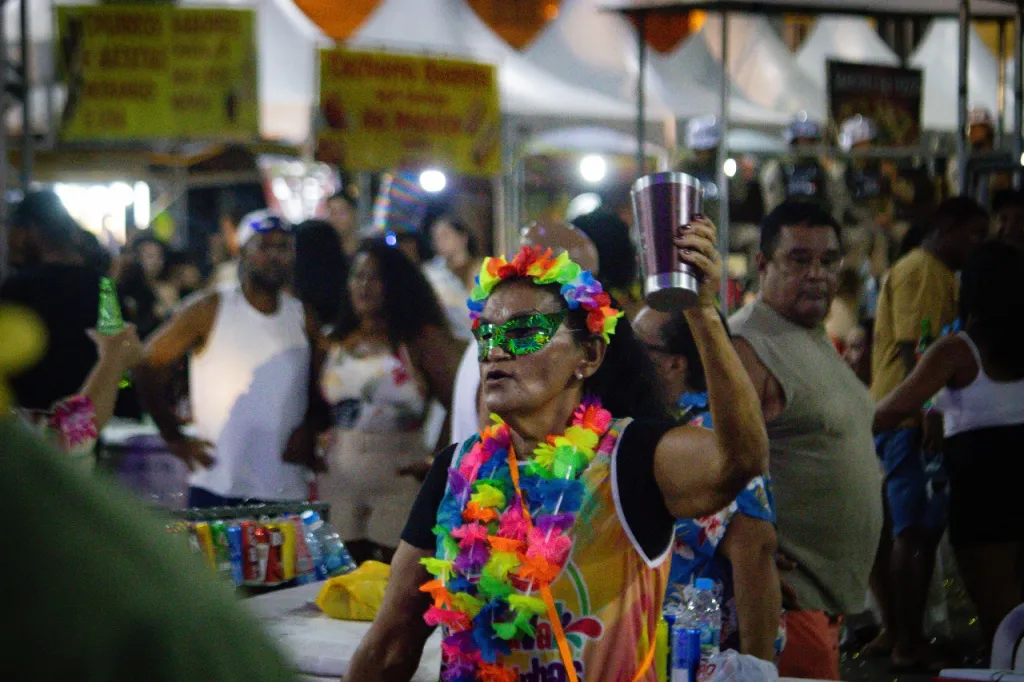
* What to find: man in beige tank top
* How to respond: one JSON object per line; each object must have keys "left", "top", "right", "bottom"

{"left": 729, "top": 200, "right": 883, "bottom": 679}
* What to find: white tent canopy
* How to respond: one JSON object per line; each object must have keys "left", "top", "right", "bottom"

{"left": 523, "top": 125, "right": 783, "bottom": 161}
{"left": 524, "top": 126, "right": 670, "bottom": 163}
{"left": 348, "top": 0, "right": 639, "bottom": 122}
{"left": 683, "top": 14, "right": 826, "bottom": 120}
{"left": 598, "top": 0, "right": 1018, "bottom": 18}
{"left": 795, "top": 16, "right": 900, "bottom": 89}
{"left": 652, "top": 38, "right": 791, "bottom": 125}
{"left": 524, "top": 0, "right": 789, "bottom": 125}
{"left": 910, "top": 18, "right": 1006, "bottom": 130}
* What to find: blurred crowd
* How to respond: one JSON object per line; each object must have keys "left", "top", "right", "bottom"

{"left": 3, "top": 106, "right": 1024, "bottom": 681}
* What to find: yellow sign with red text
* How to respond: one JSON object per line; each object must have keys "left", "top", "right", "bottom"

{"left": 317, "top": 49, "right": 501, "bottom": 176}
{"left": 56, "top": 5, "right": 257, "bottom": 141}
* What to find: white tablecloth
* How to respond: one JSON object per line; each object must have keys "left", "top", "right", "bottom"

{"left": 245, "top": 581, "right": 442, "bottom": 681}
{"left": 245, "top": 583, "right": 843, "bottom": 681}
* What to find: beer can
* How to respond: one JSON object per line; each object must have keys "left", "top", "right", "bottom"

{"left": 671, "top": 628, "right": 701, "bottom": 682}
{"left": 209, "top": 520, "right": 232, "bottom": 580}
{"left": 240, "top": 520, "right": 263, "bottom": 586}
{"left": 225, "top": 523, "right": 244, "bottom": 586}
{"left": 261, "top": 523, "right": 285, "bottom": 586}
{"left": 193, "top": 522, "right": 216, "bottom": 571}
{"left": 254, "top": 525, "right": 273, "bottom": 586}
{"left": 279, "top": 521, "right": 297, "bottom": 582}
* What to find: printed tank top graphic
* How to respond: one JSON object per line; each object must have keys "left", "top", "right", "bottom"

{"left": 320, "top": 345, "right": 427, "bottom": 433}
{"left": 440, "top": 419, "right": 669, "bottom": 681}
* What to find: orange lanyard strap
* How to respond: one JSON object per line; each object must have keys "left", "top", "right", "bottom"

{"left": 507, "top": 448, "right": 581, "bottom": 682}
{"left": 506, "top": 448, "right": 657, "bottom": 682}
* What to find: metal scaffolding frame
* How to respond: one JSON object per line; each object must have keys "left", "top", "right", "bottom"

{"left": 606, "top": 0, "right": 1024, "bottom": 312}
{"left": 0, "top": 0, "right": 34, "bottom": 281}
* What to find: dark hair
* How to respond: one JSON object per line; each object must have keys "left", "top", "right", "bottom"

{"left": 131, "top": 234, "right": 169, "bottom": 277}
{"left": 898, "top": 220, "right": 932, "bottom": 258}
{"left": 932, "top": 196, "right": 988, "bottom": 236}
{"left": 220, "top": 195, "right": 262, "bottom": 228}
{"left": 992, "top": 189, "right": 1024, "bottom": 215}
{"left": 960, "top": 241, "right": 1024, "bottom": 372}
{"left": 10, "top": 190, "right": 80, "bottom": 250}
{"left": 505, "top": 280, "right": 667, "bottom": 420}
{"left": 131, "top": 233, "right": 165, "bottom": 252}
{"left": 431, "top": 215, "right": 480, "bottom": 258}
{"left": 760, "top": 199, "right": 841, "bottom": 258}
{"left": 660, "top": 308, "right": 731, "bottom": 393}
{"left": 570, "top": 210, "right": 637, "bottom": 291}
{"left": 295, "top": 219, "right": 354, "bottom": 328}
{"left": 393, "top": 230, "right": 433, "bottom": 263}
{"left": 117, "top": 261, "right": 161, "bottom": 337}
{"left": 341, "top": 239, "right": 449, "bottom": 345}
{"left": 329, "top": 189, "right": 357, "bottom": 209}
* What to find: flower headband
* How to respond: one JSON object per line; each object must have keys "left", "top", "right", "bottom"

{"left": 467, "top": 245, "right": 623, "bottom": 342}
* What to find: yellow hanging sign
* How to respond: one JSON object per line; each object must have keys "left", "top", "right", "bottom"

{"left": 56, "top": 5, "right": 258, "bottom": 141}
{"left": 316, "top": 48, "right": 501, "bottom": 176}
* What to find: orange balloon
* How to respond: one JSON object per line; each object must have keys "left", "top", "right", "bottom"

{"left": 292, "top": 0, "right": 380, "bottom": 40}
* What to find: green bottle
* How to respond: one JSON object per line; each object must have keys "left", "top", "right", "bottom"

{"left": 97, "top": 277, "right": 131, "bottom": 388}
{"left": 97, "top": 277, "right": 125, "bottom": 336}
{"left": 916, "top": 317, "right": 933, "bottom": 362}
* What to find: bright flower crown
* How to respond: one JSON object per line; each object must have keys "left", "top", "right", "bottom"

{"left": 467, "top": 246, "right": 623, "bottom": 342}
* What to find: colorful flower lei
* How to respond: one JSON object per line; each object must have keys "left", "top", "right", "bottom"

{"left": 467, "top": 246, "right": 623, "bottom": 342}
{"left": 420, "top": 396, "right": 617, "bottom": 682}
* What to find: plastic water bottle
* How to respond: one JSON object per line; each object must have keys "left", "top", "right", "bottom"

{"left": 669, "top": 603, "right": 701, "bottom": 682}
{"left": 300, "top": 510, "right": 358, "bottom": 578}
{"left": 683, "top": 578, "right": 721, "bottom": 681}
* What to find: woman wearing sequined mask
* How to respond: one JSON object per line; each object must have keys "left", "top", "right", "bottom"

{"left": 348, "top": 217, "right": 769, "bottom": 682}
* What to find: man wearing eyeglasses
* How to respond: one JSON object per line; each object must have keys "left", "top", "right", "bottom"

{"left": 138, "top": 210, "right": 322, "bottom": 508}
{"left": 729, "top": 200, "right": 883, "bottom": 679}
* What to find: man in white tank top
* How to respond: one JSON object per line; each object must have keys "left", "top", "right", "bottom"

{"left": 138, "top": 211, "right": 321, "bottom": 507}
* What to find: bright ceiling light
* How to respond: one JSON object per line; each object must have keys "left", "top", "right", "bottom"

{"left": 419, "top": 169, "right": 447, "bottom": 193}
{"left": 724, "top": 158, "right": 738, "bottom": 178}
{"left": 579, "top": 154, "right": 607, "bottom": 184}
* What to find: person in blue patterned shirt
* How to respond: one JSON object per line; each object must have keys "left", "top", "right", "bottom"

{"left": 634, "top": 306, "right": 783, "bottom": 660}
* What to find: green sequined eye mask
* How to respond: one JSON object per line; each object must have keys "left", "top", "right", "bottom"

{"left": 472, "top": 311, "right": 568, "bottom": 361}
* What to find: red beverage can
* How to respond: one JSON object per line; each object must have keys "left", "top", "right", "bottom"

{"left": 263, "top": 523, "right": 285, "bottom": 586}
{"left": 240, "top": 521, "right": 263, "bottom": 586}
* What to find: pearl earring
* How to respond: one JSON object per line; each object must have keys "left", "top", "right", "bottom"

{"left": 575, "top": 369, "right": 584, "bottom": 380}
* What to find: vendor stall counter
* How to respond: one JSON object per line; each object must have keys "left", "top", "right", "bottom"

{"left": 244, "top": 581, "right": 841, "bottom": 681}
{"left": 245, "top": 581, "right": 442, "bottom": 680}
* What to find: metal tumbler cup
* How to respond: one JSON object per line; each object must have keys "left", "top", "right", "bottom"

{"left": 631, "top": 172, "right": 704, "bottom": 312}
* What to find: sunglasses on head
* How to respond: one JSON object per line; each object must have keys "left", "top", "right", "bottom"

{"left": 473, "top": 311, "right": 567, "bottom": 361}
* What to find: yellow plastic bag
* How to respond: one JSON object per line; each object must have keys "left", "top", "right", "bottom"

{"left": 315, "top": 561, "right": 390, "bottom": 621}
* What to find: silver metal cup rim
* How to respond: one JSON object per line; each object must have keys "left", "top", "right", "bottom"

{"left": 631, "top": 172, "right": 703, "bottom": 195}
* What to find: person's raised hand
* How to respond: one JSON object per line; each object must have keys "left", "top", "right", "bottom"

{"left": 87, "top": 324, "right": 145, "bottom": 370}
{"left": 673, "top": 215, "right": 722, "bottom": 311}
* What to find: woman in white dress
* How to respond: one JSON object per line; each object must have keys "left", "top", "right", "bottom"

{"left": 319, "top": 239, "right": 465, "bottom": 563}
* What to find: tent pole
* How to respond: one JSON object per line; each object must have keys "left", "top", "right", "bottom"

{"left": 957, "top": 0, "right": 971, "bottom": 196}
{"left": 499, "top": 113, "right": 518, "bottom": 256}
{"left": 636, "top": 11, "right": 647, "bottom": 181}
{"left": 0, "top": 0, "right": 7, "bottom": 282}
{"left": 718, "top": 11, "right": 730, "bottom": 313}
{"left": 998, "top": 19, "right": 1007, "bottom": 147}
{"left": 1015, "top": 2, "right": 1023, "bottom": 189}
{"left": 20, "top": 0, "right": 32, "bottom": 190}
